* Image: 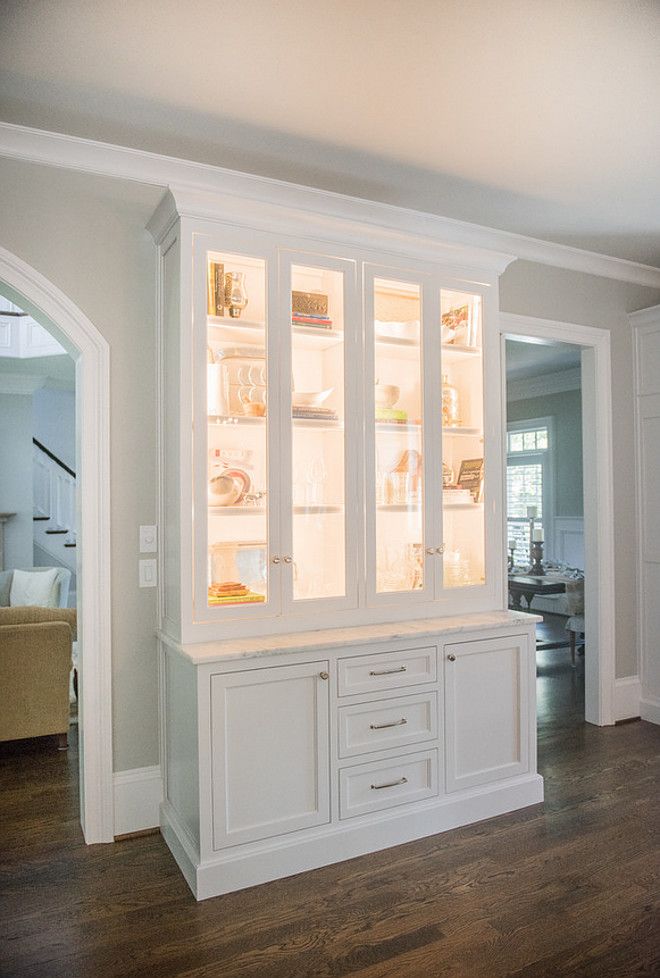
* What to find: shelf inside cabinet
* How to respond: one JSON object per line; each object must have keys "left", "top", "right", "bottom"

{"left": 209, "top": 505, "right": 344, "bottom": 516}
{"left": 443, "top": 426, "right": 482, "bottom": 437}
{"left": 293, "top": 505, "right": 343, "bottom": 515}
{"left": 375, "top": 421, "right": 422, "bottom": 434}
{"left": 208, "top": 318, "right": 344, "bottom": 351}
{"left": 209, "top": 505, "right": 266, "bottom": 514}
{"left": 443, "top": 501, "right": 484, "bottom": 510}
{"left": 291, "top": 325, "right": 344, "bottom": 350}
{"left": 441, "top": 343, "right": 481, "bottom": 362}
{"left": 208, "top": 415, "right": 343, "bottom": 430}
{"left": 376, "top": 504, "right": 422, "bottom": 512}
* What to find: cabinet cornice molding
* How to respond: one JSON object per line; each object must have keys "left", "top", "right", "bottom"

{"left": 3, "top": 121, "right": 660, "bottom": 287}
{"left": 149, "top": 185, "right": 515, "bottom": 276}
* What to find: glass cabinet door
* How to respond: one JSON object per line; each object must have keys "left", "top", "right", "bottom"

{"left": 197, "top": 242, "right": 280, "bottom": 618}
{"left": 280, "top": 254, "right": 358, "bottom": 611}
{"left": 366, "top": 269, "right": 435, "bottom": 603}
{"left": 439, "top": 288, "right": 486, "bottom": 590}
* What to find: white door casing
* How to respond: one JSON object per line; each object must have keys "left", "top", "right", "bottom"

{"left": 0, "top": 245, "right": 113, "bottom": 843}
{"left": 500, "top": 313, "right": 616, "bottom": 727}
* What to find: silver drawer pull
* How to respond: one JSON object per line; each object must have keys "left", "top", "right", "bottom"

{"left": 369, "top": 666, "right": 407, "bottom": 676}
{"left": 369, "top": 718, "right": 408, "bottom": 730}
{"left": 370, "top": 776, "right": 408, "bottom": 790}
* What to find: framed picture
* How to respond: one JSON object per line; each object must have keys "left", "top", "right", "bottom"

{"left": 207, "top": 261, "right": 225, "bottom": 316}
{"left": 456, "top": 458, "right": 484, "bottom": 502}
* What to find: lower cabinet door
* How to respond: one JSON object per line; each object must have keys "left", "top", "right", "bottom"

{"left": 210, "top": 661, "right": 330, "bottom": 848}
{"left": 444, "top": 634, "right": 531, "bottom": 793}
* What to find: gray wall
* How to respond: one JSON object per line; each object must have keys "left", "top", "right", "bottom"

{"left": 0, "top": 156, "right": 161, "bottom": 771}
{"left": 508, "top": 388, "right": 583, "bottom": 520}
{"left": 33, "top": 387, "right": 75, "bottom": 471}
{"left": 500, "top": 261, "right": 660, "bottom": 678}
{"left": 0, "top": 391, "right": 33, "bottom": 568}
{"left": 0, "top": 157, "right": 658, "bottom": 772}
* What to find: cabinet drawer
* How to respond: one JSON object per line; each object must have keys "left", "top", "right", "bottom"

{"left": 337, "top": 646, "right": 436, "bottom": 697}
{"left": 339, "top": 750, "right": 438, "bottom": 819}
{"left": 338, "top": 692, "right": 438, "bottom": 758}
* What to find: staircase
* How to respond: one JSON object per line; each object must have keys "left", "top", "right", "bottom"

{"left": 32, "top": 439, "right": 77, "bottom": 590}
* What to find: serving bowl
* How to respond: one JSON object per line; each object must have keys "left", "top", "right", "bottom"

{"left": 374, "top": 383, "right": 400, "bottom": 408}
{"left": 292, "top": 387, "right": 333, "bottom": 408}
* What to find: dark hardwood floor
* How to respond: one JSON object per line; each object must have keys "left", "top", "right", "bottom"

{"left": 1, "top": 643, "right": 658, "bottom": 978}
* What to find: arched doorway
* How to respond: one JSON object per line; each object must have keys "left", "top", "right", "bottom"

{"left": 0, "top": 245, "right": 113, "bottom": 843}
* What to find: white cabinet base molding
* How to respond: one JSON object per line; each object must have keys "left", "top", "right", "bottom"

{"left": 159, "top": 611, "right": 542, "bottom": 900}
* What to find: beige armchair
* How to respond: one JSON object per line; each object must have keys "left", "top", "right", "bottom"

{"left": 0, "top": 606, "right": 76, "bottom": 747}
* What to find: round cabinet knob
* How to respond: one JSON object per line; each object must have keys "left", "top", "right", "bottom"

{"left": 425, "top": 547, "right": 435, "bottom": 556}
{"left": 319, "top": 671, "right": 329, "bottom": 680}
{"left": 272, "top": 556, "right": 281, "bottom": 564}
{"left": 436, "top": 545, "right": 445, "bottom": 555}
{"left": 283, "top": 556, "right": 293, "bottom": 564}
{"left": 447, "top": 653, "right": 456, "bottom": 662}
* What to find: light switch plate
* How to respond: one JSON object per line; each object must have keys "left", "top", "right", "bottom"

{"left": 139, "top": 558, "right": 157, "bottom": 588}
{"left": 139, "top": 524, "right": 157, "bottom": 553}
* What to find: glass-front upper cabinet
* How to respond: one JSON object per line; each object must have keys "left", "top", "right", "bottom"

{"left": 279, "top": 254, "right": 358, "bottom": 613}
{"left": 202, "top": 245, "right": 278, "bottom": 618}
{"left": 366, "top": 269, "right": 437, "bottom": 604}
{"left": 199, "top": 240, "right": 358, "bottom": 621}
{"left": 439, "top": 289, "right": 486, "bottom": 590}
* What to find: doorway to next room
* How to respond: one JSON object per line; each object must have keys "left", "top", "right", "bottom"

{"left": 505, "top": 338, "right": 586, "bottom": 733}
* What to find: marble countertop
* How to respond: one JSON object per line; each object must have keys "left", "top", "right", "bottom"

{"left": 165, "top": 610, "right": 542, "bottom": 665}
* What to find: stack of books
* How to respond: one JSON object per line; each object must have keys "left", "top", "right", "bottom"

{"left": 208, "top": 582, "right": 265, "bottom": 605}
{"left": 292, "top": 312, "right": 333, "bottom": 330}
{"left": 292, "top": 405, "right": 339, "bottom": 422}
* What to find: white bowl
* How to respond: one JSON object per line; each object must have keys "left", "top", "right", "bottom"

{"left": 374, "top": 384, "right": 400, "bottom": 408}
{"left": 292, "top": 387, "right": 333, "bottom": 408}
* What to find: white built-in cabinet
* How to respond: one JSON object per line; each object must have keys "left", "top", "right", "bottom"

{"left": 149, "top": 180, "right": 542, "bottom": 901}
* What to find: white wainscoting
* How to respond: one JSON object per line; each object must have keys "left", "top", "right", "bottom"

{"left": 530, "top": 517, "right": 584, "bottom": 615}
{"left": 113, "top": 766, "right": 162, "bottom": 837}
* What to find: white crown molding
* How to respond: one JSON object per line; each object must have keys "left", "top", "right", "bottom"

{"left": 507, "top": 366, "right": 582, "bottom": 401}
{"left": 2, "top": 122, "right": 660, "bottom": 287}
{"left": 628, "top": 304, "right": 660, "bottom": 328}
{"left": 0, "top": 371, "right": 46, "bottom": 394}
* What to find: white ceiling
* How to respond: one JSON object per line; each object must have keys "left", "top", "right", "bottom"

{"left": 1, "top": 1, "right": 659, "bottom": 266}
{"left": 505, "top": 338, "right": 581, "bottom": 382}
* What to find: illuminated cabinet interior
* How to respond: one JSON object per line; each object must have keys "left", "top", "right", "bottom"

{"left": 150, "top": 189, "right": 510, "bottom": 644}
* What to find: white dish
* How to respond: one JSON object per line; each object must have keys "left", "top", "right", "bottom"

{"left": 374, "top": 384, "right": 400, "bottom": 408}
{"left": 375, "top": 320, "right": 420, "bottom": 342}
{"left": 292, "top": 387, "right": 333, "bottom": 408}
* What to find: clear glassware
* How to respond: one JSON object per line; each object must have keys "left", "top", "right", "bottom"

{"left": 227, "top": 271, "right": 248, "bottom": 318}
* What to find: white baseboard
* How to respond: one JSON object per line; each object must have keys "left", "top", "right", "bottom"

{"left": 614, "top": 676, "right": 641, "bottom": 721}
{"left": 113, "top": 765, "right": 162, "bottom": 837}
{"left": 163, "top": 774, "right": 544, "bottom": 901}
{"left": 640, "top": 693, "right": 660, "bottom": 726}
